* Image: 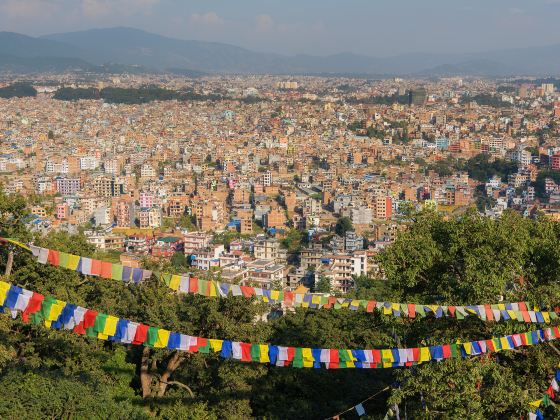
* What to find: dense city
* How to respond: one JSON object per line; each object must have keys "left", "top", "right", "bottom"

{"left": 1, "top": 74, "right": 559, "bottom": 295}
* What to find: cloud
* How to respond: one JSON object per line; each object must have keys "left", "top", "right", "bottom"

{"left": 81, "top": 0, "right": 160, "bottom": 18}
{"left": 256, "top": 14, "right": 274, "bottom": 32}
{"left": 507, "top": 7, "right": 525, "bottom": 15}
{"left": 0, "top": 0, "right": 61, "bottom": 20}
{"left": 190, "top": 12, "right": 224, "bottom": 26}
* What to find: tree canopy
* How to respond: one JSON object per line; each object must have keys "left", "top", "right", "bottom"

{"left": 335, "top": 217, "right": 354, "bottom": 236}
{"left": 0, "top": 200, "right": 559, "bottom": 418}
{"left": 0, "top": 83, "right": 37, "bottom": 99}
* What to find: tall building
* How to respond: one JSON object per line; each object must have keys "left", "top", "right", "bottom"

{"left": 408, "top": 88, "right": 427, "bottom": 106}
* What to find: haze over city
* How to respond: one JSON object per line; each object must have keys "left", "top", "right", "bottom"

{"left": 2, "top": 0, "right": 560, "bottom": 56}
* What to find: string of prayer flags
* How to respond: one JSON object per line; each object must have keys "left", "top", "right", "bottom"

{"left": 29, "top": 245, "right": 152, "bottom": 284}
{"left": 528, "top": 365, "right": 560, "bottom": 419}
{"left": 355, "top": 403, "right": 365, "bottom": 416}
{"left": 1, "top": 280, "right": 560, "bottom": 371}
{"left": 22, "top": 244, "right": 560, "bottom": 325}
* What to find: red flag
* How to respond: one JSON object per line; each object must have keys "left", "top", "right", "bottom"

{"left": 132, "top": 323, "right": 149, "bottom": 344}
{"left": 240, "top": 286, "right": 255, "bottom": 298}
{"left": 408, "top": 303, "right": 416, "bottom": 318}
{"left": 448, "top": 306, "right": 456, "bottom": 317}
{"left": 47, "top": 249, "right": 60, "bottom": 266}
{"left": 240, "top": 342, "right": 252, "bottom": 361}
{"left": 485, "top": 305, "right": 494, "bottom": 321}
{"left": 100, "top": 262, "right": 112, "bottom": 279}
{"left": 21, "top": 292, "right": 44, "bottom": 323}
{"left": 189, "top": 277, "right": 198, "bottom": 294}
{"left": 90, "top": 259, "right": 102, "bottom": 276}
{"left": 75, "top": 309, "right": 98, "bottom": 334}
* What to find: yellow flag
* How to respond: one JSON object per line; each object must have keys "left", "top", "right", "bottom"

{"left": 302, "top": 348, "right": 313, "bottom": 367}
{"left": 169, "top": 275, "right": 181, "bottom": 291}
{"left": 419, "top": 347, "right": 431, "bottom": 362}
{"left": 500, "top": 337, "right": 510, "bottom": 350}
{"left": 381, "top": 349, "right": 394, "bottom": 363}
{"left": 155, "top": 329, "right": 170, "bottom": 348}
{"left": 0, "top": 281, "right": 9, "bottom": 306}
{"left": 260, "top": 345, "right": 270, "bottom": 363}
{"left": 209, "top": 339, "right": 223, "bottom": 352}
{"left": 103, "top": 315, "right": 119, "bottom": 337}
{"left": 67, "top": 254, "right": 81, "bottom": 270}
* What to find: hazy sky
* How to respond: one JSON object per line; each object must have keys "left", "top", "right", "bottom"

{"left": 1, "top": 0, "right": 559, "bottom": 56}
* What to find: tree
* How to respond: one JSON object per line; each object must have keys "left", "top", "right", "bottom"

{"left": 0, "top": 83, "right": 37, "bottom": 98}
{"left": 1, "top": 200, "right": 560, "bottom": 418}
{"left": 335, "top": 217, "right": 353, "bottom": 236}
{"left": 314, "top": 275, "right": 332, "bottom": 293}
{"left": 0, "top": 190, "right": 29, "bottom": 278}
{"left": 171, "top": 251, "right": 189, "bottom": 270}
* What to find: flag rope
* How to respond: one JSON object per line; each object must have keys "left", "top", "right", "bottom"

{"left": 13, "top": 241, "right": 559, "bottom": 323}
{"left": 325, "top": 386, "right": 390, "bottom": 419}
{"left": 1, "top": 280, "right": 559, "bottom": 370}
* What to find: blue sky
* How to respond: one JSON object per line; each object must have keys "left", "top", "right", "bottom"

{"left": 1, "top": 0, "right": 559, "bottom": 56}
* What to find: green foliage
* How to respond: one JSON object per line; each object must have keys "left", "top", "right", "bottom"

{"left": 314, "top": 275, "right": 332, "bottom": 293}
{"left": 281, "top": 229, "right": 304, "bottom": 253}
{"left": 461, "top": 94, "right": 511, "bottom": 108}
{"left": 53, "top": 86, "right": 222, "bottom": 104}
{"left": 53, "top": 87, "right": 100, "bottom": 100}
{"left": 0, "top": 83, "right": 37, "bottom": 98}
{"left": 335, "top": 216, "right": 353, "bottom": 236}
{"left": 0, "top": 368, "right": 147, "bottom": 419}
{"left": 533, "top": 170, "right": 560, "bottom": 199}
{"left": 359, "top": 94, "right": 410, "bottom": 105}
{"left": 427, "top": 155, "right": 518, "bottom": 182}
{"left": 463, "top": 154, "right": 518, "bottom": 182}
{"left": 427, "top": 157, "right": 458, "bottom": 177}
{"left": 171, "top": 252, "right": 189, "bottom": 270}
{"left": 1, "top": 197, "right": 559, "bottom": 418}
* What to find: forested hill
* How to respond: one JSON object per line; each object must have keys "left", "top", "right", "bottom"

{"left": 0, "top": 189, "right": 559, "bottom": 418}
{"left": 53, "top": 86, "right": 221, "bottom": 104}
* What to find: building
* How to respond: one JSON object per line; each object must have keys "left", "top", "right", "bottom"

{"left": 552, "top": 154, "right": 560, "bottom": 171}
{"left": 246, "top": 259, "right": 285, "bottom": 289}
{"left": 192, "top": 244, "right": 224, "bottom": 271}
{"left": 263, "top": 209, "right": 286, "bottom": 229}
{"left": 79, "top": 156, "right": 99, "bottom": 171}
{"left": 351, "top": 206, "right": 372, "bottom": 225}
{"left": 115, "top": 201, "right": 131, "bottom": 227}
{"left": 408, "top": 88, "right": 427, "bottom": 106}
{"left": 184, "top": 232, "right": 212, "bottom": 255}
{"left": 85, "top": 232, "right": 125, "bottom": 250}
{"left": 92, "top": 206, "right": 111, "bottom": 226}
{"left": 253, "top": 238, "right": 286, "bottom": 261}
{"left": 56, "top": 203, "right": 69, "bottom": 220}
{"left": 372, "top": 196, "right": 392, "bottom": 220}
{"left": 323, "top": 251, "right": 368, "bottom": 293}
{"left": 237, "top": 210, "right": 253, "bottom": 234}
{"left": 139, "top": 192, "right": 155, "bottom": 209}
{"left": 55, "top": 177, "right": 80, "bottom": 196}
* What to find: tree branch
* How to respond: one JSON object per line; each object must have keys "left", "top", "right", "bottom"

{"left": 158, "top": 379, "right": 194, "bottom": 398}
{"left": 547, "top": 342, "right": 560, "bottom": 356}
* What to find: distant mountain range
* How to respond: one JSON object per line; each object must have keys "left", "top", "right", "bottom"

{"left": 0, "top": 27, "right": 559, "bottom": 76}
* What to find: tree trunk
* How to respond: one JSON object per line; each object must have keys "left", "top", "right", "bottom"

{"left": 140, "top": 346, "right": 153, "bottom": 399}
{"left": 156, "top": 351, "right": 187, "bottom": 397}
{"left": 4, "top": 249, "right": 14, "bottom": 278}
